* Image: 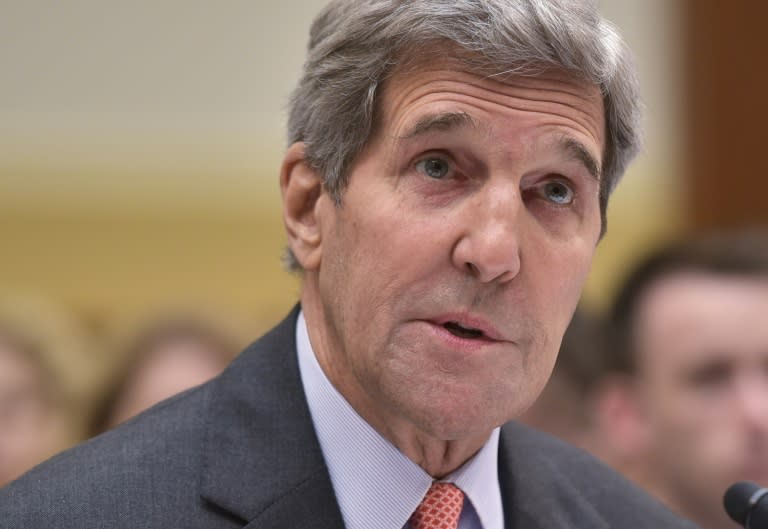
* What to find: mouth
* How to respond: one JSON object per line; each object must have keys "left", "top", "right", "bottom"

{"left": 428, "top": 313, "right": 506, "bottom": 342}
{"left": 442, "top": 321, "right": 486, "bottom": 340}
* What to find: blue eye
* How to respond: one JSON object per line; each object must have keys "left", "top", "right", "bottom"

{"left": 415, "top": 157, "right": 451, "bottom": 179}
{"left": 543, "top": 180, "right": 574, "bottom": 205}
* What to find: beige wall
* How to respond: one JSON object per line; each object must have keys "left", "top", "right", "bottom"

{"left": 588, "top": 0, "right": 686, "bottom": 309}
{"left": 1, "top": 1, "right": 686, "bottom": 325}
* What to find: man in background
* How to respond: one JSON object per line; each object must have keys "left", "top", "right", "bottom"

{"left": 1, "top": 1, "right": 696, "bottom": 528}
{"left": 518, "top": 305, "right": 643, "bottom": 486}
{"left": 519, "top": 307, "right": 609, "bottom": 454}
{"left": 603, "top": 230, "right": 768, "bottom": 529}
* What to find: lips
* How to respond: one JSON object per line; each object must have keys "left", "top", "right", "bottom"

{"left": 430, "top": 313, "right": 506, "bottom": 342}
{"left": 443, "top": 321, "right": 485, "bottom": 339}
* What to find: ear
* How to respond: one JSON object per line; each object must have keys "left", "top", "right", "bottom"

{"left": 280, "top": 142, "right": 326, "bottom": 270}
{"left": 592, "top": 374, "right": 652, "bottom": 460}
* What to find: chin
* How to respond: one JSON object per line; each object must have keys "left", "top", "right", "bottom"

{"left": 409, "top": 398, "right": 508, "bottom": 441}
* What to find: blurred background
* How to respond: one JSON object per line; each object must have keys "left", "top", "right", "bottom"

{"left": 1, "top": 0, "right": 767, "bottom": 486}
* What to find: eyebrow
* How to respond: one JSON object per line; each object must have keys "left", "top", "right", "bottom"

{"left": 399, "top": 111, "right": 480, "bottom": 140}
{"left": 398, "top": 112, "right": 602, "bottom": 181}
{"left": 559, "top": 136, "right": 602, "bottom": 181}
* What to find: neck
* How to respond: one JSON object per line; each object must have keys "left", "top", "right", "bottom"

{"left": 300, "top": 283, "right": 492, "bottom": 478}
{"left": 382, "top": 425, "right": 490, "bottom": 478}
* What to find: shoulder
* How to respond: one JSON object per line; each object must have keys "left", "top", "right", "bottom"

{"left": 0, "top": 309, "right": 302, "bottom": 529}
{"left": 0, "top": 383, "right": 224, "bottom": 529}
{"left": 499, "top": 422, "right": 699, "bottom": 528}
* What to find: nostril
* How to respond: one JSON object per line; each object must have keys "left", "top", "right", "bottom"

{"left": 464, "top": 260, "right": 515, "bottom": 283}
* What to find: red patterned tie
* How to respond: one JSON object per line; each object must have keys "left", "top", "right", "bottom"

{"left": 409, "top": 482, "right": 465, "bottom": 529}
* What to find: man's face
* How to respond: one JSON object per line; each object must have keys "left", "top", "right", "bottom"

{"left": 303, "top": 57, "right": 605, "bottom": 441}
{"left": 632, "top": 273, "right": 768, "bottom": 520}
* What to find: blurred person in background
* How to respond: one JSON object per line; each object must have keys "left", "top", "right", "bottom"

{"left": 0, "top": 302, "right": 87, "bottom": 487}
{"left": 518, "top": 302, "right": 671, "bottom": 488}
{"left": 89, "top": 316, "right": 240, "bottom": 436}
{"left": 601, "top": 230, "right": 768, "bottom": 529}
{"left": 519, "top": 306, "right": 609, "bottom": 455}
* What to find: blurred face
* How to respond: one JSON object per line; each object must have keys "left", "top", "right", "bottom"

{"left": 633, "top": 273, "right": 768, "bottom": 523}
{"left": 0, "top": 342, "right": 66, "bottom": 486}
{"left": 108, "top": 338, "right": 227, "bottom": 428}
{"left": 303, "top": 58, "right": 605, "bottom": 441}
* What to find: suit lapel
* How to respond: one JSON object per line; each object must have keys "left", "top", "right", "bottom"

{"left": 199, "top": 308, "right": 610, "bottom": 529}
{"left": 199, "top": 306, "right": 346, "bottom": 529}
{"left": 498, "top": 422, "right": 609, "bottom": 529}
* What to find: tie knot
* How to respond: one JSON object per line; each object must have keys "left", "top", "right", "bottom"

{"left": 409, "top": 482, "right": 465, "bottom": 529}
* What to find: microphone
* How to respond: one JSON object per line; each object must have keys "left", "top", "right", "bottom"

{"left": 724, "top": 481, "right": 768, "bottom": 528}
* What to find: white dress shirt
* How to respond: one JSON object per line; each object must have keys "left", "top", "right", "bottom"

{"left": 296, "top": 311, "right": 504, "bottom": 529}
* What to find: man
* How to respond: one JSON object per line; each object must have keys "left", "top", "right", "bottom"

{"left": 601, "top": 231, "right": 768, "bottom": 529}
{"left": 1, "top": 1, "right": 696, "bottom": 528}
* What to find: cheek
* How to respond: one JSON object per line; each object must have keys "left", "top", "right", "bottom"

{"left": 533, "top": 239, "right": 595, "bottom": 321}
{"left": 523, "top": 350, "right": 561, "bottom": 407}
{"left": 319, "top": 215, "right": 410, "bottom": 342}
{"left": 680, "top": 397, "right": 741, "bottom": 447}
{"left": 346, "top": 210, "right": 447, "bottom": 295}
{"left": 561, "top": 241, "right": 596, "bottom": 288}
{"left": 650, "top": 388, "right": 736, "bottom": 459}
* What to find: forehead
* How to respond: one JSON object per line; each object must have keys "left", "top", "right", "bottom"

{"left": 634, "top": 273, "right": 768, "bottom": 370}
{"left": 373, "top": 55, "right": 606, "bottom": 158}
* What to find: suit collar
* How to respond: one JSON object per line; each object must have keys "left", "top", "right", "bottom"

{"left": 199, "top": 306, "right": 609, "bottom": 529}
{"left": 498, "top": 421, "right": 609, "bottom": 529}
{"left": 199, "top": 306, "right": 346, "bottom": 529}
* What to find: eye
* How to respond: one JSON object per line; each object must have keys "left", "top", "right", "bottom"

{"left": 415, "top": 157, "right": 452, "bottom": 179}
{"left": 542, "top": 180, "right": 574, "bottom": 205}
{"left": 686, "top": 360, "right": 733, "bottom": 390}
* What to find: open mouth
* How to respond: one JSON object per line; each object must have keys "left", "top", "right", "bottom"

{"left": 443, "top": 321, "right": 485, "bottom": 339}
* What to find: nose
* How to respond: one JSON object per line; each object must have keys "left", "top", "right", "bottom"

{"left": 734, "top": 373, "right": 768, "bottom": 434}
{"left": 451, "top": 184, "right": 522, "bottom": 283}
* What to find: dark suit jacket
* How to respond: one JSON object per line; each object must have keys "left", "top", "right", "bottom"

{"left": 0, "top": 307, "right": 697, "bottom": 528}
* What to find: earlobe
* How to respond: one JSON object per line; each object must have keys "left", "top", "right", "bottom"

{"left": 280, "top": 142, "right": 326, "bottom": 270}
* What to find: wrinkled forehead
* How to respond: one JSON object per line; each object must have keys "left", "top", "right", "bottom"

{"left": 368, "top": 49, "right": 606, "bottom": 166}
{"left": 372, "top": 45, "right": 606, "bottom": 142}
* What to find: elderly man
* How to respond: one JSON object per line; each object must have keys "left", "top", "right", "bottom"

{"left": 601, "top": 231, "right": 768, "bottom": 529}
{"left": 1, "top": 1, "right": 697, "bottom": 528}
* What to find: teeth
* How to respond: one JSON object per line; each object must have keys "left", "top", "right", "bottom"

{"left": 444, "top": 321, "right": 484, "bottom": 338}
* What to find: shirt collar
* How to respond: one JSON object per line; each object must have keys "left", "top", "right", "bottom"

{"left": 296, "top": 310, "right": 504, "bottom": 529}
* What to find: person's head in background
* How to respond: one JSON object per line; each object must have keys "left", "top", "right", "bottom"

{"left": 519, "top": 306, "right": 609, "bottom": 454}
{"left": 90, "top": 317, "right": 239, "bottom": 435}
{"left": 603, "top": 229, "right": 768, "bottom": 529}
{"left": 0, "top": 320, "right": 74, "bottom": 486}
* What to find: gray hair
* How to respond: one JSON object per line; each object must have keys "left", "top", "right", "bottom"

{"left": 285, "top": 0, "right": 642, "bottom": 270}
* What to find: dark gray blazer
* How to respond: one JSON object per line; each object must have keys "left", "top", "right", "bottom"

{"left": 0, "top": 308, "right": 697, "bottom": 529}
